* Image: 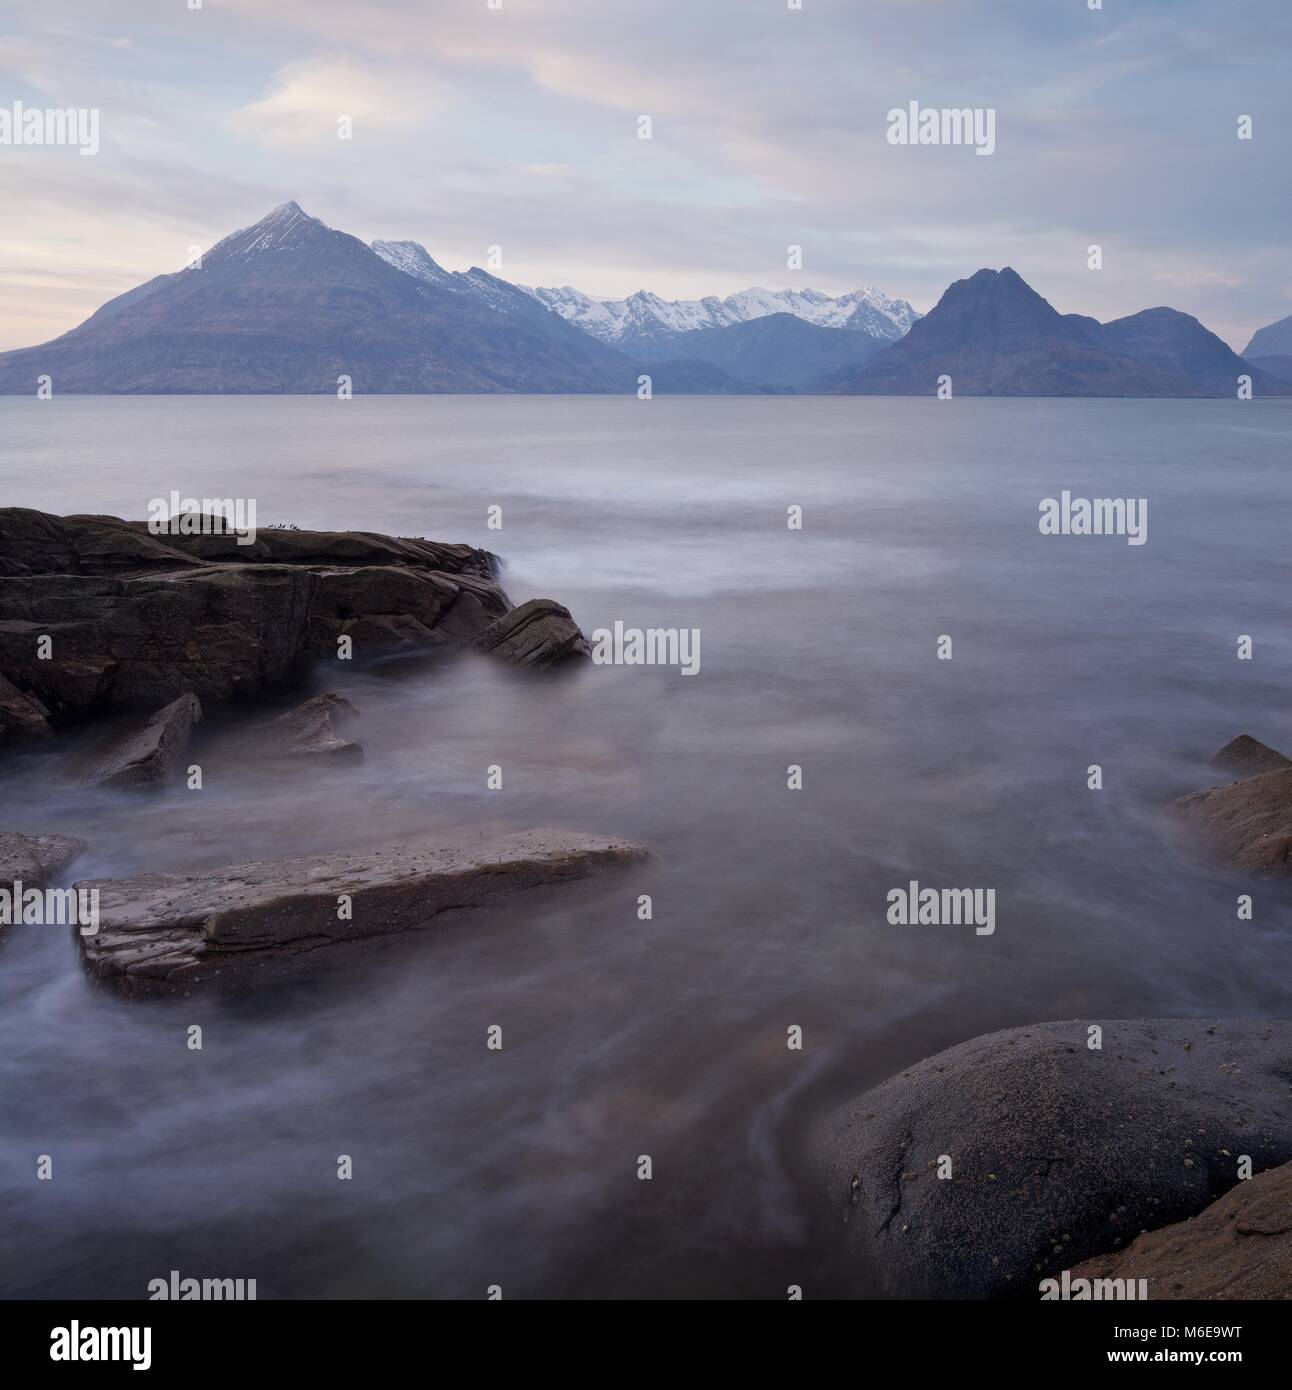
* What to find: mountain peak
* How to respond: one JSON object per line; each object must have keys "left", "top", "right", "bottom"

{"left": 209, "top": 201, "right": 330, "bottom": 262}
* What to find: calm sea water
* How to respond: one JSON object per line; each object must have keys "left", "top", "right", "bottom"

{"left": 1, "top": 395, "right": 1291, "bottom": 1298}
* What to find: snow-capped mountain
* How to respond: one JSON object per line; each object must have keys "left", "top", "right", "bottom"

{"left": 520, "top": 283, "right": 921, "bottom": 348}
{"left": 207, "top": 200, "right": 332, "bottom": 263}
{"left": 372, "top": 238, "right": 537, "bottom": 314}
{"left": 0, "top": 203, "right": 648, "bottom": 394}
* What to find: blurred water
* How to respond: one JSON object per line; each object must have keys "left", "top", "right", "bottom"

{"left": 1, "top": 395, "right": 1290, "bottom": 1298}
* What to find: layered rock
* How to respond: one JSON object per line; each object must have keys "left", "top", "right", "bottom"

{"left": 0, "top": 510, "right": 588, "bottom": 734}
{"left": 1174, "top": 736, "right": 1292, "bottom": 875}
{"left": 811, "top": 1019, "right": 1292, "bottom": 1299}
{"left": 1071, "top": 1159, "right": 1292, "bottom": 1300}
{"left": 473, "top": 598, "right": 590, "bottom": 665}
{"left": 0, "top": 831, "right": 88, "bottom": 887}
{"left": 78, "top": 828, "right": 647, "bottom": 994}
{"left": 83, "top": 693, "right": 201, "bottom": 789}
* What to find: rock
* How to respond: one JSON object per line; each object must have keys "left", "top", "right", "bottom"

{"left": 243, "top": 693, "right": 363, "bottom": 763}
{"left": 78, "top": 828, "right": 647, "bottom": 993}
{"left": 1210, "top": 734, "right": 1292, "bottom": 779}
{"left": 811, "top": 1019, "right": 1292, "bottom": 1299}
{"left": 0, "top": 831, "right": 88, "bottom": 887}
{"left": 1071, "top": 1160, "right": 1292, "bottom": 1300}
{"left": 83, "top": 693, "right": 202, "bottom": 789}
{"left": 0, "top": 510, "right": 586, "bottom": 729}
{"left": 473, "top": 598, "right": 590, "bottom": 666}
{"left": 0, "top": 673, "right": 51, "bottom": 741}
{"left": 1173, "top": 768, "right": 1292, "bottom": 875}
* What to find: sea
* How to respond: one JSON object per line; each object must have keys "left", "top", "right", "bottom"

{"left": 1, "top": 395, "right": 1290, "bottom": 1297}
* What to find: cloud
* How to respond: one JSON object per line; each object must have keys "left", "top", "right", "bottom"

{"left": 229, "top": 56, "right": 454, "bottom": 147}
{"left": 1, "top": 0, "right": 1290, "bottom": 351}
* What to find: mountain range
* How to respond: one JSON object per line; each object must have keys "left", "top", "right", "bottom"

{"left": 0, "top": 201, "right": 1287, "bottom": 398}
{"left": 824, "top": 267, "right": 1289, "bottom": 397}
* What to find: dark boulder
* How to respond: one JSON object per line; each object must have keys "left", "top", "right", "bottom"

{"left": 811, "top": 1019, "right": 1292, "bottom": 1298}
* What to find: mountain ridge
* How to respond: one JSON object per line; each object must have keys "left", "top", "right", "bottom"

{"left": 821, "top": 268, "right": 1286, "bottom": 398}
{"left": 0, "top": 205, "right": 1284, "bottom": 397}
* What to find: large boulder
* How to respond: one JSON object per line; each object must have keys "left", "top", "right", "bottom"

{"left": 0, "top": 831, "right": 88, "bottom": 887}
{"left": 82, "top": 693, "right": 202, "bottom": 789}
{"left": 0, "top": 510, "right": 587, "bottom": 730}
{"left": 78, "top": 828, "right": 647, "bottom": 994}
{"left": 1071, "top": 1159, "right": 1292, "bottom": 1300}
{"left": 811, "top": 1019, "right": 1292, "bottom": 1299}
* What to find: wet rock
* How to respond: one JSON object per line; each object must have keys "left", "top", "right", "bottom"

{"left": 1173, "top": 768, "right": 1292, "bottom": 876}
{"left": 473, "top": 598, "right": 590, "bottom": 666}
{"left": 244, "top": 693, "right": 363, "bottom": 763}
{"left": 0, "top": 510, "right": 586, "bottom": 729}
{"left": 83, "top": 693, "right": 202, "bottom": 789}
{"left": 1071, "top": 1159, "right": 1292, "bottom": 1299}
{"left": 0, "top": 831, "right": 88, "bottom": 887}
{"left": 810, "top": 1019, "right": 1292, "bottom": 1299}
{"left": 0, "top": 673, "right": 50, "bottom": 741}
{"left": 78, "top": 828, "right": 647, "bottom": 993}
{"left": 1210, "top": 734, "right": 1291, "bottom": 780}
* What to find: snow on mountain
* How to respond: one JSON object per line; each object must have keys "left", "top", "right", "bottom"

{"left": 521, "top": 283, "right": 921, "bottom": 344}
{"left": 371, "top": 240, "right": 543, "bottom": 316}
{"left": 369, "top": 234, "right": 919, "bottom": 346}
{"left": 370, "top": 238, "right": 456, "bottom": 289}
{"left": 209, "top": 201, "right": 332, "bottom": 262}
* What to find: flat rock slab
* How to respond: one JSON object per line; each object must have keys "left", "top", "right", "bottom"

{"left": 0, "top": 831, "right": 88, "bottom": 888}
{"left": 1173, "top": 767, "right": 1292, "bottom": 875}
{"left": 83, "top": 693, "right": 202, "bottom": 789}
{"left": 1071, "top": 1159, "right": 1292, "bottom": 1300}
{"left": 78, "top": 828, "right": 647, "bottom": 993}
{"left": 811, "top": 1019, "right": 1292, "bottom": 1299}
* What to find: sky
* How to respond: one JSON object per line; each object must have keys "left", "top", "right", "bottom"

{"left": 2, "top": 0, "right": 1290, "bottom": 353}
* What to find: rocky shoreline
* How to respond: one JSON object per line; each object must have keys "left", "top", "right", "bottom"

{"left": 0, "top": 509, "right": 640, "bottom": 988}
{"left": 3, "top": 510, "right": 1289, "bottom": 1291}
